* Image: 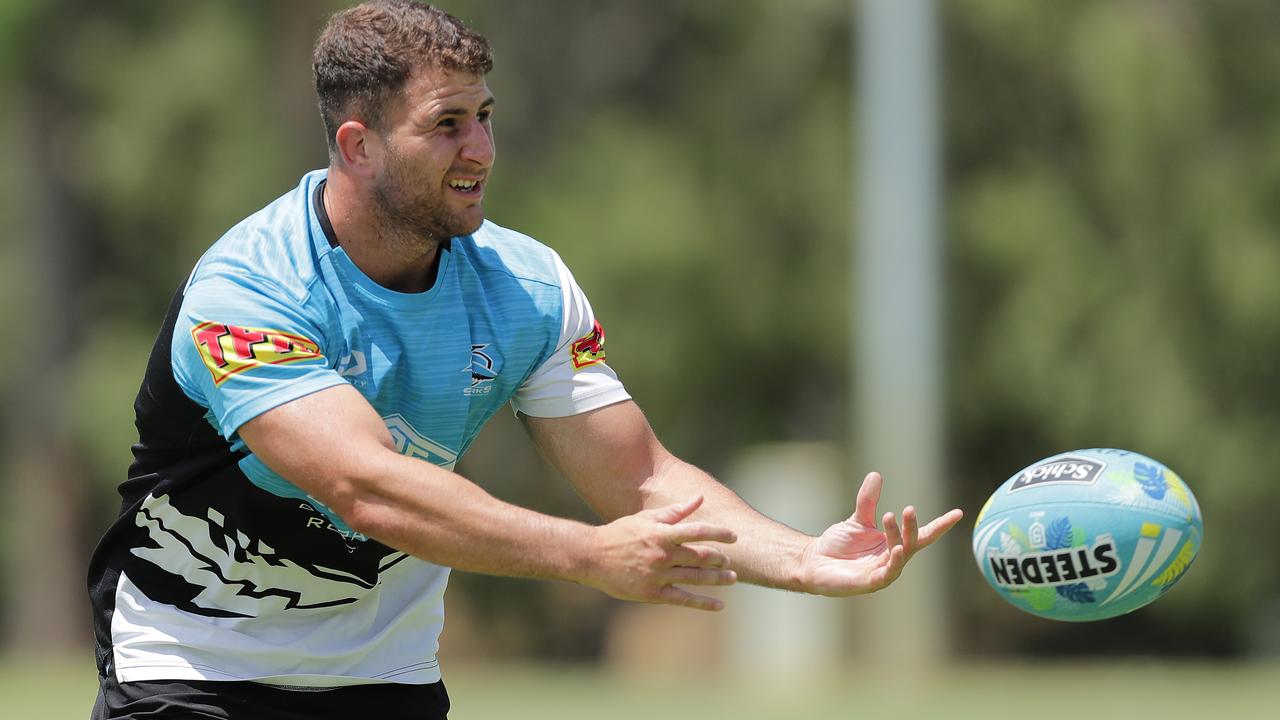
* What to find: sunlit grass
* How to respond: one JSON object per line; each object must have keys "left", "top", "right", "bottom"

{"left": 8, "top": 655, "right": 1280, "bottom": 719}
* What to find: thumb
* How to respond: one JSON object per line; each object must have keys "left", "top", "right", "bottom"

{"left": 646, "top": 496, "right": 704, "bottom": 525}
{"left": 850, "top": 471, "right": 883, "bottom": 528}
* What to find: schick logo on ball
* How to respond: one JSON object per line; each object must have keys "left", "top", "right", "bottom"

{"left": 1008, "top": 456, "right": 1106, "bottom": 493}
{"left": 987, "top": 534, "right": 1121, "bottom": 588}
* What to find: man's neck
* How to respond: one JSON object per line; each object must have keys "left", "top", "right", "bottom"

{"left": 323, "top": 172, "right": 442, "bottom": 294}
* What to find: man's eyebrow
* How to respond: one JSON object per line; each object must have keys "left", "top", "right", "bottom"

{"left": 431, "top": 96, "right": 496, "bottom": 121}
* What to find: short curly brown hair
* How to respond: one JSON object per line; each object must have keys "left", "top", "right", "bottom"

{"left": 313, "top": 0, "right": 493, "bottom": 155}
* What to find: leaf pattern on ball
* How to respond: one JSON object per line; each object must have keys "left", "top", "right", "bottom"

{"left": 1105, "top": 482, "right": 1146, "bottom": 508}
{"left": 1057, "top": 583, "right": 1096, "bottom": 603}
{"left": 1134, "top": 462, "right": 1168, "bottom": 500}
{"left": 1046, "top": 516, "right": 1073, "bottom": 550}
{"left": 1151, "top": 540, "right": 1196, "bottom": 588}
{"left": 1046, "top": 516, "right": 1096, "bottom": 603}
{"left": 1164, "top": 470, "right": 1196, "bottom": 520}
{"left": 1005, "top": 525, "right": 1032, "bottom": 552}
{"left": 1025, "top": 586, "right": 1058, "bottom": 612}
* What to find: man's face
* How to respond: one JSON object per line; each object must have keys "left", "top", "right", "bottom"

{"left": 371, "top": 66, "right": 495, "bottom": 242}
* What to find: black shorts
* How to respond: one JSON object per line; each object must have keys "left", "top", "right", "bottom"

{"left": 91, "top": 673, "right": 450, "bottom": 720}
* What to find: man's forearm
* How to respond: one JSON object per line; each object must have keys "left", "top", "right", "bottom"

{"left": 345, "top": 450, "right": 738, "bottom": 609}
{"left": 639, "top": 457, "right": 813, "bottom": 592}
{"left": 342, "top": 450, "right": 598, "bottom": 583}
{"left": 522, "top": 401, "right": 961, "bottom": 602}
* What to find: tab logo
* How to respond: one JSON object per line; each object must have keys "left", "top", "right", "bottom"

{"left": 1008, "top": 455, "right": 1106, "bottom": 493}
{"left": 192, "top": 321, "right": 324, "bottom": 385}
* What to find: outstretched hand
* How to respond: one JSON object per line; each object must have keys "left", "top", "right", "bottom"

{"left": 801, "top": 472, "right": 964, "bottom": 597}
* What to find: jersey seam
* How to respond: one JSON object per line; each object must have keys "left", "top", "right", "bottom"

{"left": 462, "top": 261, "right": 562, "bottom": 290}
{"left": 454, "top": 240, "right": 564, "bottom": 290}
{"left": 187, "top": 273, "right": 320, "bottom": 312}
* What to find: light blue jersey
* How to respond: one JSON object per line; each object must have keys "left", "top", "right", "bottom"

{"left": 96, "top": 170, "right": 629, "bottom": 686}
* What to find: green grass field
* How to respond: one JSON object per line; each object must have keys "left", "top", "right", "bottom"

{"left": 9, "top": 655, "right": 1279, "bottom": 719}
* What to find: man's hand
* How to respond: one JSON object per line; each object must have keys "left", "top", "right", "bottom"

{"left": 801, "top": 472, "right": 964, "bottom": 597}
{"left": 580, "top": 496, "right": 739, "bottom": 611}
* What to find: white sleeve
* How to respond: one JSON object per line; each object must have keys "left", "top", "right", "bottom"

{"left": 511, "top": 254, "right": 631, "bottom": 418}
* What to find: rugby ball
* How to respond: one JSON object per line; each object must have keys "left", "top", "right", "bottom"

{"left": 972, "top": 448, "right": 1202, "bottom": 622}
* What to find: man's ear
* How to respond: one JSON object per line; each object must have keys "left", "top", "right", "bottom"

{"left": 334, "top": 120, "right": 381, "bottom": 179}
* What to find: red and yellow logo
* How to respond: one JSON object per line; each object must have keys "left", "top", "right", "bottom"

{"left": 191, "top": 321, "right": 324, "bottom": 385}
{"left": 570, "top": 319, "right": 607, "bottom": 371}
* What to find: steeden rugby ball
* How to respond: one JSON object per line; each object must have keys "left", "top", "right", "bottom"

{"left": 972, "top": 448, "right": 1203, "bottom": 622}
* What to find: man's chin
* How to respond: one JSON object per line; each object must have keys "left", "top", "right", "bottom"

{"left": 449, "top": 212, "right": 485, "bottom": 238}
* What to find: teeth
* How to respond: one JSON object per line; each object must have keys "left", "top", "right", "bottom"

{"left": 449, "top": 179, "right": 478, "bottom": 190}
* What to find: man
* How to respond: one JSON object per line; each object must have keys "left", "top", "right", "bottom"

{"left": 87, "top": 1, "right": 963, "bottom": 718}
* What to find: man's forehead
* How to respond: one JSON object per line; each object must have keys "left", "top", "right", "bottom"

{"left": 405, "top": 65, "right": 492, "bottom": 106}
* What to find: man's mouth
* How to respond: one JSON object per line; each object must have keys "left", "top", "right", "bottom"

{"left": 448, "top": 178, "right": 483, "bottom": 196}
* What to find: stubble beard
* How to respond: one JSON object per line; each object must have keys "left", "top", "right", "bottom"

{"left": 371, "top": 152, "right": 483, "bottom": 252}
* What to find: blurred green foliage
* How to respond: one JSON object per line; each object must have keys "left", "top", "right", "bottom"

{"left": 947, "top": 0, "right": 1280, "bottom": 654}
{"left": 2, "top": 0, "right": 1277, "bottom": 659}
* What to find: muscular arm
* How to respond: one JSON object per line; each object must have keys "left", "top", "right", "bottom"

{"left": 521, "top": 401, "right": 808, "bottom": 589}
{"left": 238, "top": 384, "right": 736, "bottom": 609}
{"left": 524, "top": 400, "right": 964, "bottom": 596}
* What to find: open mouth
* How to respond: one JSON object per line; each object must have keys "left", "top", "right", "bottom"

{"left": 447, "top": 178, "right": 484, "bottom": 196}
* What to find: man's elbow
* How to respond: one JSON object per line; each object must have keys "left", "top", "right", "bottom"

{"left": 341, "top": 494, "right": 391, "bottom": 539}
{"left": 310, "top": 454, "right": 397, "bottom": 538}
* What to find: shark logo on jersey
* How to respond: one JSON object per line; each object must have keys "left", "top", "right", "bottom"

{"left": 464, "top": 344, "right": 498, "bottom": 396}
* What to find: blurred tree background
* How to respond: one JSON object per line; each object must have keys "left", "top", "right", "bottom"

{"left": 0, "top": 0, "right": 1276, "bottom": 665}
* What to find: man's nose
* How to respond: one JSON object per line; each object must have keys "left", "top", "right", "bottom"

{"left": 459, "top": 119, "right": 495, "bottom": 168}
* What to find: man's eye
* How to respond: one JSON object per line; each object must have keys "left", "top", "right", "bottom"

{"left": 437, "top": 118, "right": 457, "bottom": 129}
{"left": 478, "top": 111, "right": 492, "bottom": 123}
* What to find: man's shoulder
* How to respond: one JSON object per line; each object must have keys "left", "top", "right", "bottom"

{"left": 187, "top": 172, "right": 327, "bottom": 307}
{"left": 455, "top": 220, "right": 564, "bottom": 289}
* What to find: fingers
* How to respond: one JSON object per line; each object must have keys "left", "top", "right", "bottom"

{"left": 670, "top": 543, "right": 731, "bottom": 569}
{"left": 882, "top": 505, "right": 947, "bottom": 560}
{"left": 666, "top": 566, "right": 737, "bottom": 587}
{"left": 645, "top": 498, "right": 736, "bottom": 545}
{"left": 874, "top": 544, "right": 907, "bottom": 590}
{"left": 851, "top": 468, "right": 959, "bottom": 558}
{"left": 914, "top": 508, "right": 965, "bottom": 550}
{"left": 665, "top": 522, "right": 737, "bottom": 546}
{"left": 650, "top": 564, "right": 737, "bottom": 612}
{"left": 873, "top": 507, "right": 960, "bottom": 591}
{"left": 882, "top": 510, "right": 903, "bottom": 551}
{"left": 901, "top": 505, "right": 919, "bottom": 557}
{"left": 851, "top": 471, "right": 883, "bottom": 527}
{"left": 656, "top": 584, "right": 726, "bottom": 612}
{"left": 647, "top": 495, "right": 704, "bottom": 525}
{"left": 591, "top": 499, "right": 738, "bottom": 611}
